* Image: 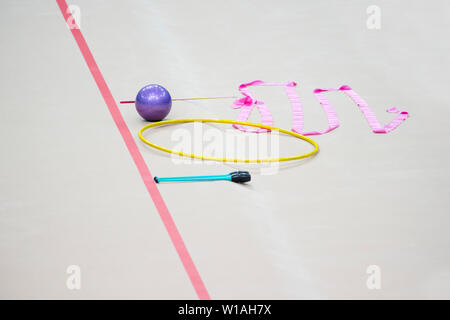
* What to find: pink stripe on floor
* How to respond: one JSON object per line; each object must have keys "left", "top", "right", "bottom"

{"left": 56, "top": 0, "right": 210, "bottom": 300}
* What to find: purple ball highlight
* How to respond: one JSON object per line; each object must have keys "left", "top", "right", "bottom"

{"left": 135, "top": 84, "right": 172, "bottom": 121}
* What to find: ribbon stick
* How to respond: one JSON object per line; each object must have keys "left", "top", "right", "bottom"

{"left": 231, "top": 80, "right": 409, "bottom": 135}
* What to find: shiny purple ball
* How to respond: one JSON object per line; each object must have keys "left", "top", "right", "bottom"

{"left": 135, "top": 84, "right": 172, "bottom": 121}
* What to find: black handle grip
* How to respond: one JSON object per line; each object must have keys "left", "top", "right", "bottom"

{"left": 230, "top": 171, "right": 251, "bottom": 183}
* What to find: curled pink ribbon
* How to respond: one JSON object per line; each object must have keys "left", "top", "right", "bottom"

{"left": 232, "top": 80, "right": 409, "bottom": 135}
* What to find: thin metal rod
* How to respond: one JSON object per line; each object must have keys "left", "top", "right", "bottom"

{"left": 120, "top": 96, "right": 236, "bottom": 104}
{"left": 173, "top": 96, "right": 236, "bottom": 101}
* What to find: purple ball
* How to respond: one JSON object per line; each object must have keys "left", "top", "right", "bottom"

{"left": 135, "top": 84, "right": 172, "bottom": 121}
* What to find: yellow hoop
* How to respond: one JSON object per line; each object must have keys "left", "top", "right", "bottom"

{"left": 138, "top": 119, "right": 319, "bottom": 163}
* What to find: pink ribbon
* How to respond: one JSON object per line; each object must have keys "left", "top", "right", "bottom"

{"left": 232, "top": 80, "right": 409, "bottom": 135}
